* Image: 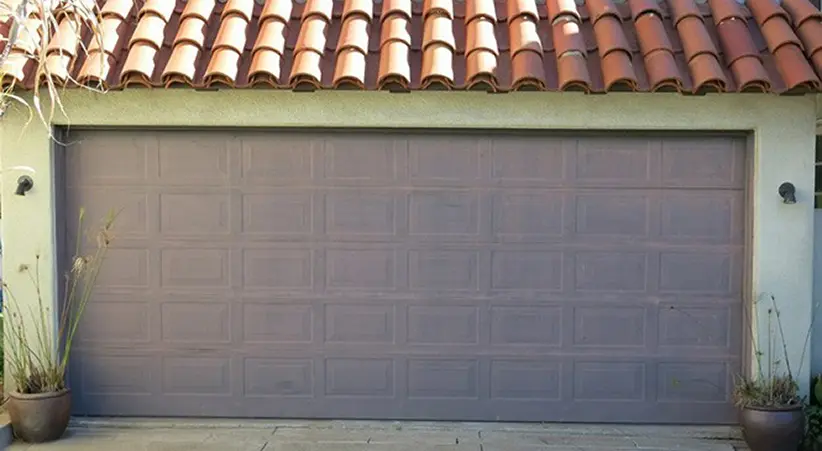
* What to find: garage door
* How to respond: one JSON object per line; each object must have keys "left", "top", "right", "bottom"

{"left": 63, "top": 130, "right": 745, "bottom": 423}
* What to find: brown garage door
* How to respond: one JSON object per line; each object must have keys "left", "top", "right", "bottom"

{"left": 63, "top": 130, "right": 745, "bottom": 423}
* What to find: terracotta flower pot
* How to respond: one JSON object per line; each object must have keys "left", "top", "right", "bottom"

{"left": 7, "top": 389, "right": 71, "bottom": 443}
{"left": 740, "top": 404, "right": 805, "bottom": 451}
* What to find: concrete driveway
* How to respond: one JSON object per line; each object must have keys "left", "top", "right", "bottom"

{"left": 7, "top": 419, "right": 747, "bottom": 451}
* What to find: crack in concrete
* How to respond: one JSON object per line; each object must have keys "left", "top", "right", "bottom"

{"left": 258, "top": 441, "right": 269, "bottom": 451}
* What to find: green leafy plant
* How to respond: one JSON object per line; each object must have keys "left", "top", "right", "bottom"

{"left": 803, "top": 376, "right": 822, "bottom": 451}
{"left": 733, "top": 294, "right": 812, "bottom": 409}
{"left": 2, "top": 208, "right": 114, "bottom": 394}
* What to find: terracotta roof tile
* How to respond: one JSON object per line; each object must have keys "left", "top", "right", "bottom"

{"left": 4, "top": 0, "right": 822, "bottom": 93}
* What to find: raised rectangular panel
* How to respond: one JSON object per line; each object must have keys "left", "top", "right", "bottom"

{"left": 326, "top": 249, "right": 395, "bottom": 290}
{"left": 158, "top": 135, "right": 228, "bottom": 184}
{"left": 491, "top": 138, "right": 564, "bottom": 181}
{"left": 243, "top": 249, "right": 312, "bottom": 289}
{"left": 491, "top": 251, "right": 563, "bottom": 291}
{"left": 407, "top": 306, "right": 478, "bottom": 344}
{"left": 244, "top": 359, "right": 313, "bottom": 397}
{"left": 575, "top": 140, "right": 651, "bottom": 184}
{"left": 657, "top": 362, "right": 729, "bottom": 402}
{"left": 409, "top": 137, "right": 480, "bottom": 181}
{"left": 324, "top": 137, "right": 396, "bottom": 180}
{"left": 409, "top": 191, "right": 479, "bottom": 236}
{"left": 408, "top": 250, "right": 478, "bottom": 291}
{"left": 408, "top": 359, "right": 478, "bottom": 399}
{"left": 325, "top": 304, "right": 394, "bottom": 344}
{"left": 67, "top": 189, "right": 148, "bottom": 236}
{"left": 77, "top": 303, "right": 149, "bottom": 343}
{"left": 658, "top": 306, "right": 731, "bottom": 348}
{"left": 659, "top": 252, "right": 733, "bottom": 293}
{"left": 490, "top": 360, "right": 561, "bottom": 400}
{"left": 161, "top": 303, "right": 230, "bottom": 343}
{"left": 162, "top": 357, "right": 230, "bottom": 395}
{"left": 82, "top": 355, "right": 152, "bottom": 395}
{"left": 492, "top": 192, "right": 564, "bottom": 237}
{"left": 490, "top": 307, "right": 562, "bottom": 345}
{"left": 661, "top": 195, "right": 736, "bottom": 243}
{"left": 661, "top": 138, "right": 743, "bottom": 188}
{"left": 574, "top": 362, "right": 645, "bottom": 401}
{"left": 242, "top": 193, "right": 312, "bottom": 235}
{"left": 67, "top": 134, "right": 148, "bottom": 185}
{"left": 161, "top": 249, "right": 229, "bottom": 288}
{"left": 241, "top": 136, "right": 311, "bottom": 181}
{"left": 573, "top": 307, "right": 645, "bottom": 347}
{"left": 243, "top": 304, "right": 313, "bottom": 343}
{"left": 576, "top": 195, "right": 649, "bottom": 236}
{"left": 325, "top": 359, "right": 394, "bottom": 397}
{"left": 96, "top": 248, "right": 149, "bottom": 288}
{"left": 160, "top": 194, "right": 230, "bottom": 235}
{"left": 326, "top": 191, "right": 395, "bottom": 235}
{"left": 575, "top": 252, "right": 647, "bottom": 291}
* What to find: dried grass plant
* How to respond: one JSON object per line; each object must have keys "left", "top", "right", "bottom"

{"left": 2, "top": 208, "right": 115, "bottom": 394}
{"left": 733, "top": 294, "right": 815, "bottom": 409}
{"left": 0, "top": 0, "right": 105, "bottom": 133}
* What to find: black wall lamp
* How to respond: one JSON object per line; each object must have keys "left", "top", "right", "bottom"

{"left": 15, "top": 175, "right": 33, "bottom": 196}
{"left": 778, "top": 182, "right": 796, "bottom": 204}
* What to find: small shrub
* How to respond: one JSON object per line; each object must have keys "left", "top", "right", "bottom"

{"left": 804, "top": 376, "right": 822, "bottom": 451}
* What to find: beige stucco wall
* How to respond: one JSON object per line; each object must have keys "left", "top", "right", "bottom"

{"left": 0, "top": 91, "right": 817, "bottom": 399}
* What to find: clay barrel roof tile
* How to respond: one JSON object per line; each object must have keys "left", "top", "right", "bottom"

{"left": 4, "top": 0, "right": 822, "bottom": 94}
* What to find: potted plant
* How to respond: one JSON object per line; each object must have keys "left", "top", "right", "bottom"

{"left": 734, "top": 294, "right": 812, "bottom": 451}
{"left": 2, "top": 209, "right": 114, "bottom": 443}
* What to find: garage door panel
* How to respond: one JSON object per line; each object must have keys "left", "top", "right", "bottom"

{"left": 66, "top": 131, "right": 745, "bottom": 423}
{"left": 66, "top": 187, "right": 149, "bottom": 238}
{"left": 75, "top": 302, "right": 151, "bottom": 345}
{"left": 574, "top": 139, "right": 656, "bottom": 185}
{"left": 325, "top": 190, "right": 397, "bottom": 236}
{"left": 242, "top": 303, "right": 314, "bottom": 344}
{"left": 67, "top": 132, "right": 150, "bottom": 186}
{"left": 657, "top": 305, "right": 738, "bottom": 350}
{"left": 242, "top": 248, "right": 314, "bottom": 289}
{"left": 160, "top": 302, "right": 231, "bottom": 344}
{"left": 489, "top": 306, "right": 563, "bottom": 346}
{"left": 157, "top": 135, "right": 229, "bottom": 185}
{"left": 324, "top": 303, "right": 395, "bottom": 344}
{"left": 241, "top": 191, "right": 314, "bottom": 236}
{"left": 244, "top": 357, "right": 315, "bottom": 397}
{"left": 409, "top": 137, "right": 482, "bottom": 183}
{"left": 323, "top": 137, "right": 399, "bottom": 182}
{"left": 408, "top": 190, "right": 482, "bottom": 237}
{"left": 160, "top": 248, "right": 230, "bottom": 288}
{"left": 660, "top": 192, "right": 744, "bottom": 244}
{"left": 159, "top": 193, "right": 230, "bottom": 235}
{"left": 240, "top": 135, "right": 314, "bottom": 183}
{"left": 490, "top": 138, "right": 566, "bottom": 183}
{"left": 661, "top": 138, "right": 746, "bottom": 188}
{"left": 659, "top": 251, "right": 743, "bottom": 295}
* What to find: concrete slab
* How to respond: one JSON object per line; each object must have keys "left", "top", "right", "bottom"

{"left": 7, "top": 420, "right": 746, "bottom": 451}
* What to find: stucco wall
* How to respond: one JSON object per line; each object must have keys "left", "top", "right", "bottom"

{"left": 0, "top": 91, "right": 817, "bottom": 397}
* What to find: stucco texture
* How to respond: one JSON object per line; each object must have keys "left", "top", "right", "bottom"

{"left": 0, "top": 91, "right": 816, "bottom": 398}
